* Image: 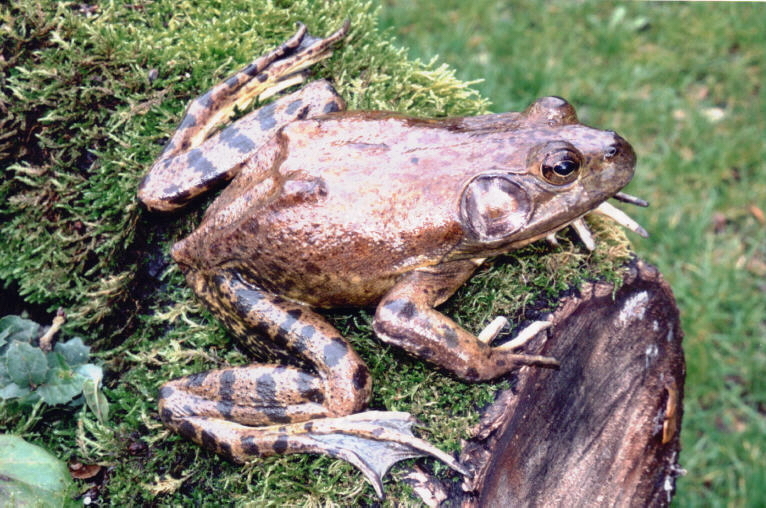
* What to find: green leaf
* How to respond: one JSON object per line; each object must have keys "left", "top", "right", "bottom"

{"left": 0, "top": 315, "right": 41, "bottom": 350}
{"left": 0, "top": 434, "right": 73, "bottom": 507}
{"left": 36, "top": 367, "right": 85, "bottom": 405}
{"left": 5, "top": 342, "right": 48, "bottom": 387}
{"left": 46, "top": 351, "right": 68, "bottom": 370}
{"left": 78, "top": 364, "right": 109, "bottom": 423}
{"left": 54, "top": 337, "right": 90, "bottom": 367}
{"left": 0, "top": 382, "right": 31, "bottom": 400}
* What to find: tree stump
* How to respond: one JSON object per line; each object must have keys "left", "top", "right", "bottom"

{"left": 456, "top": 260, "right": 685, "bottom": 506}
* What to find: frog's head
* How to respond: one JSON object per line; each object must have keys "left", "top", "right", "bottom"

{"left": 454, "top": 96, "right": 645, "bottom": 257}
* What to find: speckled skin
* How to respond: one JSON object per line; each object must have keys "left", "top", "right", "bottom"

{"left": 138, "top": 23, "right": 637, "bottom": 497}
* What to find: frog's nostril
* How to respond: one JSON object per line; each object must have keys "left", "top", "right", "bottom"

{"left": 603, "top": 133, "right": 636, "bottom": 166}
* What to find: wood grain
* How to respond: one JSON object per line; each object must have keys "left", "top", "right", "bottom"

{"left": 458, "top": 260, "right": 685, "bottom": 507}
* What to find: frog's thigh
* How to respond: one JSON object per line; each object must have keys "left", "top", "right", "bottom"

{"left": 373, "top": 260, "right": 521, "bottom": 382}
{"left": 188, "top": 268, "right": 372, "bottom": 415}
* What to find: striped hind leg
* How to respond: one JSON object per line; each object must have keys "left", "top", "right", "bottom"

{"left": 138, "top": 22, "right": 348, "bottom": 211}
{"left": 158, "top": 267, "right": 466, "bottom": 498}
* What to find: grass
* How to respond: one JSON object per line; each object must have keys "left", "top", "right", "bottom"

{"left": 380, "top": 1, "right": 766, "bottom": 506}
{"left": 1, "top": 0, "right": 763, "bottom": 505}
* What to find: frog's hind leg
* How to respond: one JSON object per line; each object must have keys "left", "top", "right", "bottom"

{"left": 160, "top": 21, "right": 349, "bottom": 160}
{"left": 139, "top": 22, "right": 348, "bottom": 211}
{"left": 159, "top": 268, "right": 466, "bottom": 498}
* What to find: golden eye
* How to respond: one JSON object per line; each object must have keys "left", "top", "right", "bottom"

{"left": 541, "top": 149, "right": 581, "bottom": 185}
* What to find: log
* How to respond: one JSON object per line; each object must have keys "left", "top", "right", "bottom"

{"left": 456, "top": 260, "right": 686, "bottom": 506}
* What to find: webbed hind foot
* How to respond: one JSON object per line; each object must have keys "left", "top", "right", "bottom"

{"left": 169, "top": 410, "right": 467, "bottom": 499}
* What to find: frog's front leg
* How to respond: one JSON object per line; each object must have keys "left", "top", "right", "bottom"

{"left": 138, "top": 22, "right": 348, "bottom": 211}
{"left": 374, "top": 260, "right": 559, "bottom": 382}
{"left": 159, "top": 268, "right": 466, "bottom": 498}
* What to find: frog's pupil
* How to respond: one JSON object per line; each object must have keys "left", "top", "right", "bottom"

{"left": 554, "top": 159, "right": 577, "bottom": 176}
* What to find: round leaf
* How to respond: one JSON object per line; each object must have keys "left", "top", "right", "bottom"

{"left": 0, "top": 315, "right": 41, "bottom": 350}
{"left": 36, "top": 367, "right": 86, "bottom": 405}
{"left": 0, "top": 382, "right": 31, "bottom": 400}
{"left": 53, "top": 338, "right": 90, "bottom": 367}
{"left": 0, "top": 434, "right": 73, "bottom": 507}
{"left": 5, "top": 342, "right": 48, "bottom": 387}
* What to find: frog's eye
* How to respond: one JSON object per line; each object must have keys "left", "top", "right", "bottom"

{"left": 541, "top": 147, "right": 582, "bottom": 185}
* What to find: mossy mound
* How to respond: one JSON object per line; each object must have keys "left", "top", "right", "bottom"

{"left": 1, "top": 0, "right": 631, "bottom": 504}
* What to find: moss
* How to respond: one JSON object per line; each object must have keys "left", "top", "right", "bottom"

{"left": 1, "top": 0, "right": 631, "bottom": 504}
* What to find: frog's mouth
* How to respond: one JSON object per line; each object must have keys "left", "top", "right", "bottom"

{"left": 562, "top": 191, "right": 649, "bottom": 251}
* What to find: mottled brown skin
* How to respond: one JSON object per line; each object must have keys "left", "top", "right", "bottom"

{"left": 138, "top": 23, "right": 637, "bottom": 497}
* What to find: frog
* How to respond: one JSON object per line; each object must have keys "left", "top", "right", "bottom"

{"left": 137, "top": 21, "right": 648, "bottom": 498}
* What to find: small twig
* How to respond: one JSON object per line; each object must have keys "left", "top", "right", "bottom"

{"left": 39, "top": 307, "right": 66, "bottom": 352}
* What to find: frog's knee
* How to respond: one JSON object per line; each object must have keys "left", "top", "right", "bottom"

{"left": 372, "top": 298, "right": 422, "bottom": 346}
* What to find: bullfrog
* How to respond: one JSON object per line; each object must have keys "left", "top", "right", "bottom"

{"left": 138, "top": 21, "right": 647, "bottom": 497}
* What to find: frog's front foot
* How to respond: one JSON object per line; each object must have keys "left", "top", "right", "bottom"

{"left": 374, "top": 262, "right": 560, "bottom": 381}
{"left": 478, "top": 316, "right": 558, "bottom": 360}
{"left": 160, "top": 391, "right": 466, "bottom": 499}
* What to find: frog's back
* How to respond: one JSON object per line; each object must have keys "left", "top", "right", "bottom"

{"left": 174, "top": 113, "right": 497, "bottom": 307}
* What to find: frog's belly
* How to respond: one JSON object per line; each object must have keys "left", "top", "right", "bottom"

{"left": 252, "top": 267, "right": 403, "bottom": 309}
{"left": 232, "top": 230, "right": 431, "bottom": 308}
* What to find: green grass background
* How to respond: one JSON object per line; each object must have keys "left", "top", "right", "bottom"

{"left": 1, "top": 0, "right": 764, "bottom": 505}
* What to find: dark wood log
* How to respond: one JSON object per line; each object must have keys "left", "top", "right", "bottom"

{"left": 456, "top": 260, "right": 686, "bottom": 507}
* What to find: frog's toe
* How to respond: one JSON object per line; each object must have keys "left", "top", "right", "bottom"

{"left": 479, "top": 320, "right": 559, "bottom": 370}
{"left": 493, "top": 319, "right": 553, "bottom": 350}
{"left": 292, "top": 411, "right": 468, "bottom": 499}
{"left": 477, "top": 315, "right": 509, "bottom": 344}
{"left": 477, "top": 318, "right": 558, "bottom": 367}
